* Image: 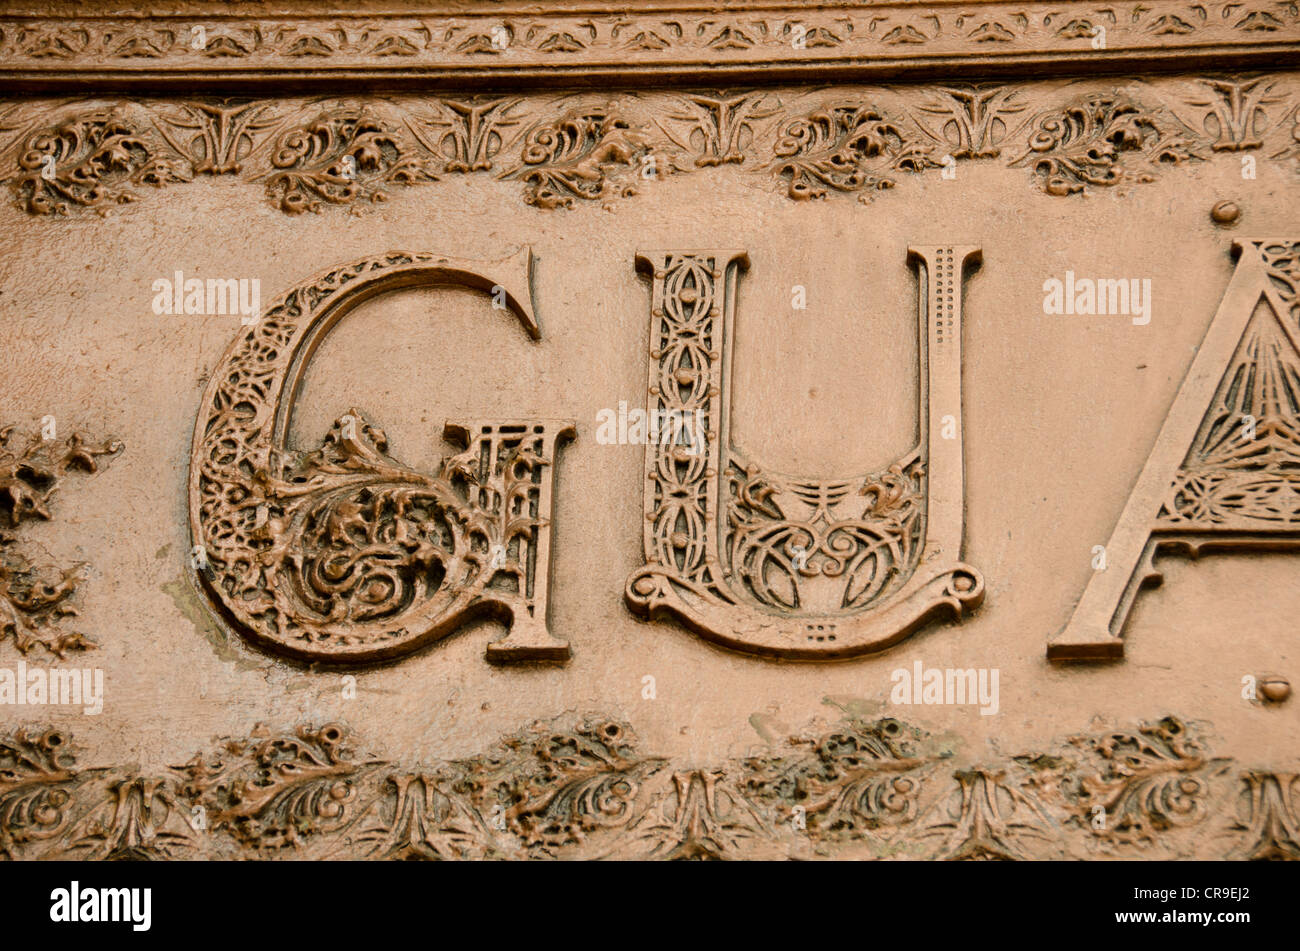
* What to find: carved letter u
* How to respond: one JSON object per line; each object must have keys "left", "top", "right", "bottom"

{"left": 626, "top": 247, "right": 984, "bottom": 657}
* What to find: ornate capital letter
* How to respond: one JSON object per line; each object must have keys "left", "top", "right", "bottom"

{"left": 189, "top": 249, "right": 574, "bottom": 664}
{"left": 625, "top": 246, "right": 984, "bottom": 658}
{"left": 1051, "top": 240, "right": 1300, "bottom": 660}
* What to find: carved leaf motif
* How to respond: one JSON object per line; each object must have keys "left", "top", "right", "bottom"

{"left": 1012, "top": 95, "right": 1203, "bottom": 195}
{"left": 774, "top": 104, "right": 939, "bottom": 201}
{"left": 266, "top": 108, "right": 439, "bottom": 213}
{"left": 180, "top": 723, "right": 376, "bottom": 851}
{"left": 656, "top": 92, "right": 779, "bottom": 168}
{"left": 465, "top": 719, "right": 665, "bottom": 856}
{"left": 1069, "top": 716, "right": 1225, "bottom": 849}
{"left": 11, "top": 111, "right": 189, "bottom": 214}
{"left": 1230, "top": 771, "right": 1300, "bottom": 859}
{"left": 628, "top": 769, "right": 773, "bottom": 859}
{"left": 354, "top": 773, "right": 497, "bottom": 860}
{"left": 0, "top": 729, "right": 77, "bottom": 859}
{"left": 921, "top": 768, "right": 1059, "bottom": 860}
{"left": 405, "top": 98, "right": 522, "bottom": 173}
{"left": 513, "top": 104, "right": 650, "bottom": 208}
{"left": 60, "top": 778, "right": 197, "bottom": 860}
{"left": 742, "top": 718, "right": 929, "bottom": 846}
{"left": 150, "top": 101, "right": 278, "bottom": 174}
{"left": 0, "top": 425, "right": 122, "bottom": 657}
{"left": 0, "top": 716, "right": 1277, "bottom": 859}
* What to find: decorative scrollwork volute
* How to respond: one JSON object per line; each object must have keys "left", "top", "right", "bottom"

{"left": 188, "top": 248, "right": 574, "bottom": 664}
{"left": 625, "top": 246, "right": 984, "bottom": 657}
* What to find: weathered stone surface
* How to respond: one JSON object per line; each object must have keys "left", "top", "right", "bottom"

{"left": 1, "top": 0, "right": 1298, "bottom": 861}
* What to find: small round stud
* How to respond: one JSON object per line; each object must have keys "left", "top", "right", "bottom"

{"left": 1211, "top": 200, "right": 1241, "bottom": 226}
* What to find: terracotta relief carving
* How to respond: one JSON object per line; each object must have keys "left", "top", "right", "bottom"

{"left": 1051, "top": 239, "right": 1300, "bottom": 660}
{"left": 625, "top": 247, "right": 983, "bottom": 657}
{"left": 4, "top": 74, "right": 1299, "bottom": 216}
{"left": 0, "top": 713, "right": 1282, "bottom": 860}
{"left": 774, "top": 103, "right": 942, "bottom": 201}
{"left": 1010, "top": 95, "right": 1203, "bottom": 196}
{"left": 1, "top": 0, "right": 1294, "bottom": 87}
{"left": 511, "top": 104, "right": 651, "bottom": 209}
{"left": 264, "top": 107, "right": 441, "bottom": 214}
{"left": 0, "top": 425, "right": 122, "bottom": 658}
{"left": 188, "top": 249, "right": 574, "bottom": 664}
{"left": 1231, "top": 770, "right": 1300, "bottom": 859}
{"left": 10, "top": 110, "right": 190, "bottom": 215}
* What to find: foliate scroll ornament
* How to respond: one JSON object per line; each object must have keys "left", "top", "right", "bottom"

{"left": 625, "top": 247, "right": 984, "bottom": 658}
{"left": 265, "top": 107, "right": 439, "bottom": 213}
{"left": 0, "top": 715, "right": 1290, "bottom": 860}
{"left": 188, "top": 248, "right": 574, "bottom": 664}
{"left": 0, "top": 729, "right": 78, "bottom": 860}
{"left": 1051, "top": 240, "right": 1300, "bottom": 660}
{"left": 464, "top": 718, "right": 666, "bottom": 856}
{"left": 175, "top": 723, "right": 377, "bottom": 851}
{"left": 512, "top": 104, "right": 650, "bottom": 209}
{"left": 11, "top": 110, "right": 190, "bottom": 214}
{"left": 774, "top": 104, "right": 940, "bottom": 201}
{"left": 1012, "top": 95, "right": 1202, "bottom": 195}
{"left": 1067, "top": 716, "right": 1226, "bottom": 850}
{"left": 741, "top": 717, "right": 931, "bottom": 845}
{"left": 3, "top": 78, "right": 1300, "bottom": 215}
{"left": 0, "top": 425, "right": 122, "bottom": 657}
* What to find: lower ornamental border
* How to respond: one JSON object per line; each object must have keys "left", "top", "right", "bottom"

{"left": 0, "top": 712, "right": 1294, "bottom": 860}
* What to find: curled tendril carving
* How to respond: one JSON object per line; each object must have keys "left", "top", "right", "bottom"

{"left": 189, "top": 248, "right": 573, "bottom": 664}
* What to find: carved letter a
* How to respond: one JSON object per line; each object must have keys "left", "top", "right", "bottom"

{"left": 1051, "top": 239, "right": 1300, "bottom": 660}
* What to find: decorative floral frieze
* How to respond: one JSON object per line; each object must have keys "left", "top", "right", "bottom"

{"left": 264, "top": 107, "right": 440, "bottom": 214}
{"left": 1066, "top": 715, "right": 1229, "bottom": 852}
{"left": 9, "top": 110, "right": 189, "bottom": 215}
{"left": 512, "top": 104, "right": 650, "bottom": 209}
{"left": 0, "top": 713, "right": 1290, "bottom": 859}
{"left": 0, "top": 0, "right": 1295, "bottom": 87}
{"left": 3, "top": 73, "right": 1299, "bottom": 216}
